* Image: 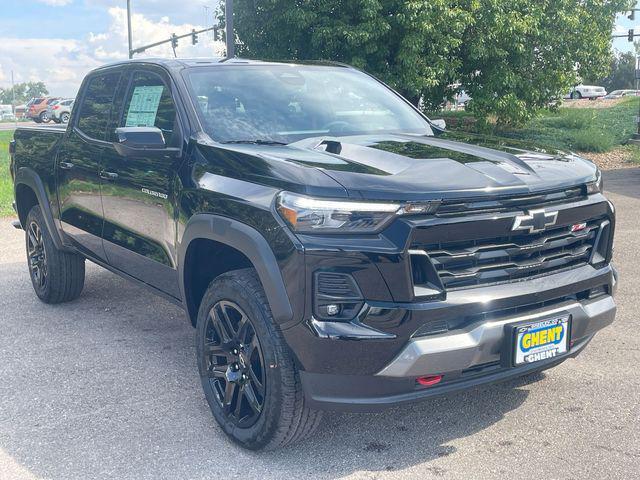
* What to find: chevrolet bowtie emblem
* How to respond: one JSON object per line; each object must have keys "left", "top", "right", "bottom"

{"left": 512, "top": 209, "right": 558, "bottom": 233}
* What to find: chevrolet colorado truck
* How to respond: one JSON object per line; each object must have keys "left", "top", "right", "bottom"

{"left": 9, "top": 58, "right": 617, "bottom": 450}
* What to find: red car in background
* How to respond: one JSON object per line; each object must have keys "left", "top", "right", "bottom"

{"left": 26, "top": 97, "right": 60, "bottom": 123}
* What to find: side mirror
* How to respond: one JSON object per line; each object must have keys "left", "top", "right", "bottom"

{"left": 115, "top": 127, "right": 166, "bottom": 149}
{"left": 430, "top": 119, "right": 447, "bottom": 131}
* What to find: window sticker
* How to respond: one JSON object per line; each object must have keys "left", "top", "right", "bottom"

{"left": 125, "top": 85, "right": 164, "bottom": 127}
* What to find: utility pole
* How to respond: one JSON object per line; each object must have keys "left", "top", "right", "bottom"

{"left": 634, "top": 55, "right": 640, "bottom": 145}
{"left": 225, "top": 0, "right": 235, "bottom": 58}
{"left": 127, "top": 0, "right": 133, "bottom": 59}
{"left": 11, "top": 70, "right": 16, "bottom": 127}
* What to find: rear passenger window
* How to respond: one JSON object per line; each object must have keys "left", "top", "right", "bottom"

{"left": 121, "top": 71, "right": 177, "bottom": 145}
{"left": 77, "top": 72, "right": 121, "bottom": 140}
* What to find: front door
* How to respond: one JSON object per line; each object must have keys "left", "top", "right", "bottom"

{"left": 57, "top": 70, "right": 123, "bottom": 260}
{"left": 100, "top": 68, "right": 183, "bottom": 299}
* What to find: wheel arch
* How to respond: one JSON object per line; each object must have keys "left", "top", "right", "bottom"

{"left": 14, "top": 167, "right": 67, "bottom": 251}
{"left": 179, "top": 214, "right": 294, "bottom": 327}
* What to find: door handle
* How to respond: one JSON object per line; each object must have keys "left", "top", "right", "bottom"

{"left": 59, "top": 162, "right": 74, "bottom": 170}
{"left": 99, "top": 171, "right": 118, "bottom": 181}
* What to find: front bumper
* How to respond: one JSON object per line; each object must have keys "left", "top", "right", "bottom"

{"left": 300, "top": 291, "right": 614, "bottom": 412}
{"left": 377, "top": 293, "right": 615, "bottom": 378}
{"left": 301, "top": 334, "right": 595, "bottom": 412}
{"left": 290, "top": 265, "right": 617, "bottom": 412}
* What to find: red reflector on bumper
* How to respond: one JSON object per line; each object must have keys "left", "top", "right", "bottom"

{"left": 416, "top": 375, "right": 443, "bottom": 387}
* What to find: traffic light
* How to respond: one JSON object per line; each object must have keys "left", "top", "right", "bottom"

{"left": 171, "top": 33, "right": 179, "bottom": 49}
{"left": 191, "top": 29, "right": 198, "bottom": 46}
{"left": 630, "top": 10, "right": 636, "bottom": 21}
{"left": 629, "top": 29, "right": 635, "bottom": 42}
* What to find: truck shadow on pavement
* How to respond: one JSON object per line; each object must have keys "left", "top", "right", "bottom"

{"left": 0, "top": 264, "right": 538, "bottom": 480}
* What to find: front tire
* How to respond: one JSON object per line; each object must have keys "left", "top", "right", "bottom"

{"left": 196, "top": 268, "right": 322, "bottom": 450}
{"left": 571, "top": 90, "right": 582, "bottom": 100}
{"left": 25, "top": 205, "right": 85, "bottom": 303}
{"left": 39, "top": 111, "right": 50, "bottom": 123}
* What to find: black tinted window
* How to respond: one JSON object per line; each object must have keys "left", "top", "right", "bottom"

{"left": 78, "top": 72, "right": 121, "bottom": 140}
{"left": 121, "top": 71, "right": 177, "bottom": 145}
{"left": 184, "top": 66, "right": 430, "bottom": 143}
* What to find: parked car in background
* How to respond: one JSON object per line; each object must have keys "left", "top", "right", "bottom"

{"left": 14, "top": 105, "right": 27, "bottom": 119}
{"left": 26, "top": 97, "right": 60, "bottom": 123}
{"left": 566, "top": 85, "right": 607, "bottom": 100}
{"left": 50, "top": 99, "right": 74, "bottom": 124}
{"left": 0, "top": 104, "right": 15, "bottom": 121}
{"left": 603, "top": 89, "right": 638, "bottom": 99}
{"left": 45, "top": 99, "right": 60, "bottom": 121}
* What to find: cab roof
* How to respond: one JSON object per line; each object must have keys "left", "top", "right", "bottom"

{"left": 93, "top": 57, "right": 351, "bottom": 73}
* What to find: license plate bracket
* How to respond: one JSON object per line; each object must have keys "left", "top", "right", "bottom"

{"left": 502, "top": 314, "right": 571, "bottom": 368}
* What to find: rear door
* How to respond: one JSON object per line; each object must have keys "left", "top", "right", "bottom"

{"left": 100, "top": 67, "right": 184, "bottom": 298}
{"left": 56, "top": 69, "right": 124, "bottom": 260}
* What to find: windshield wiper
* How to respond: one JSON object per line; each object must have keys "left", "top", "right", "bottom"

{"left": 222, "top": 139, "right": 289, "bottom": 146}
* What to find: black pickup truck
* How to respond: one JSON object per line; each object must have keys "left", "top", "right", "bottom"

{"left": 10, "top": 58, "right": 617, "bottom": 450}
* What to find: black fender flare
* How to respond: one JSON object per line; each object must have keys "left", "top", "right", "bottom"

{"left": 14, "top": 167, "right": 68, "bottom": 251}
{"left": 178, "top": 214, "right": 294, "bottom": 325}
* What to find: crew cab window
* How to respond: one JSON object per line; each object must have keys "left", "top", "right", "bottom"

{"left": 120, "top": 71, "right": 177, "bottom": 145}
{"left": 77, "top": 72, "right": 121, "bottom": 140}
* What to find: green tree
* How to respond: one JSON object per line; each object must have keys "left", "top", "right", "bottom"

{"left": 598, "top": 51, "right": 636, "bottom": 91}
{"left": 0, "top": 81, "right": 49, "bottom": 105}
{"left": 226, "top": 0, "right": 631, "bottom": 125}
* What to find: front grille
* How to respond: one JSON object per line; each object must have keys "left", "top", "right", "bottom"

{"left": 423, "top": 219, "right": 601, "bottom": 289}
{"left": 436, "top": 187, "right": 586, "bottom": 217}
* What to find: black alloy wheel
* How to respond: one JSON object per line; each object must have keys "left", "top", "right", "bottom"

{"left": 202, "top": 300, "right": 266, "bottom": 428}
{"left": 196, "top": 268, "right": 322, "bottom": 450}
{"left": 27, "top": 221, "right": 47, "bottom": 289}
{"left": 24, "top": 205, "right": 85, "bottom": 303}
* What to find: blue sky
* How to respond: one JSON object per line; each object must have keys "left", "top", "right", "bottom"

{"left": 614, "top": 4, "right": 640, "bottom": 53}
{"left": 0, "top": 0, "right": 636, "bottom": 98}
{"left": 1, "top": 1, "right": 218, "bottom": 42}
{"left": 0, "top": 0, "right": 224, "bottom": 97}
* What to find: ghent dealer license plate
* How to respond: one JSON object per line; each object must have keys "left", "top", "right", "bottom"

{"left": 514, "top": 316, "right": 570, "bottom": 366}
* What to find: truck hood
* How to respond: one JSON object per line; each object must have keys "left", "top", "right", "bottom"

{"left": 267, "top": 132, "right": 598, "bottom": 201}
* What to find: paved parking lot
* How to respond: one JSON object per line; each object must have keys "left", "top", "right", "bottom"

{"left": 0, "top": 122, "right": 61, "bottom": 131}
{"left": 0, "top": 169, "right": 639, "bottom": 480}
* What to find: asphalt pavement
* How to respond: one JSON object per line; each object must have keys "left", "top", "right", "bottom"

{"left": 0, "top": 122, "right": 60, "bottom": 131}
{"left": 0, "top": 170, "right": 638, "bottom": 480}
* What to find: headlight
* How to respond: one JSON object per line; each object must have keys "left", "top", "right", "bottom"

{"left": 276, "top": 191, "right": 435, "bottom": 234}
{"left": 586, "top": 170, "right": 603, "bottom": 195}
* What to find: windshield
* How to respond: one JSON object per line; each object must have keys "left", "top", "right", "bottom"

{"left": 183, "top": 65, "right": 432, "bottom": 144}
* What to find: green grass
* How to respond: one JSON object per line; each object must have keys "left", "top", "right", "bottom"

{"left": 434, "top": 97, "right": 638, "bottom": 153}
{"left": 0, "top": 130, "right": 15, "bottom": 217}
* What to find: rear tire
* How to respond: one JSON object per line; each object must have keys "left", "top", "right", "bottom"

{"left": 196, "top": 268, "right": 322, "bottom": 450}
{"left": 25, "top": 205, "right": 85, "bottom": 304}
{"left": 40, "top": 111, "right": 50, "bottom": 123}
